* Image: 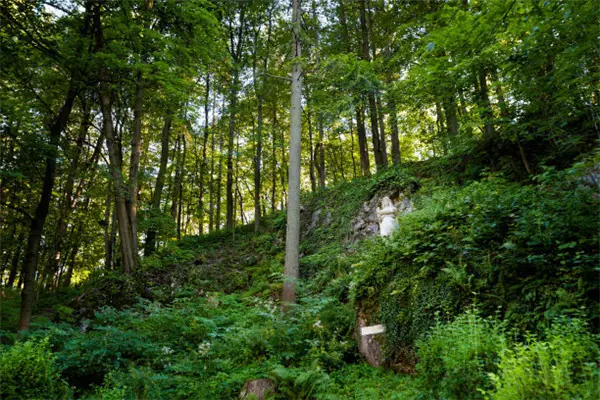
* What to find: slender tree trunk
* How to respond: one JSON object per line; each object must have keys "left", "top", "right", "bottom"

{"left": 359, "top": 0, "right": 384, "bottom": 169}
{"left": 307, "top": 109, "right": 317, "bottom": 192}
{"left": 144, "top": 112, "right": 172, "bottom": 255}
{"left": 349, "top": 117, "right": 357, "bottom": 177}
{"left": 18, "top": 80, "right": 78, "bottom": 331}
{"left": 271, "top": 106, "right": 278, "bottom": 213}
{"left": 254, "top": 86, "right": 264, "bottom": 231}
{"left": 171, "top": 134, "right": 183, "bottom": 232}
{"left": 198, "top": 73, "right": 210, "bottom": 234}
{"left": 477, "top": 70, "right": 496, "bottom": 142}
{"left": 443, "top": 95, "right": 459, "bottom": 138}
{"left": 339, "top": 0, "right": 370, "bottom": 175}
{"left": 48, "top": 98, "right": 90, "bottom": 283}
{"left": 280, "top": 121, "right": 287, "bottom": 211}
{"left": 128, "top": 71, "right": 144, "bottom": 263}
{"left": 317, "top": 115, "right": 325, "bottom": 188}
{"left": 208, "top": 111, "right": 216, "bottom": 232}
{"left": 95, "top": 5, "right": 135, "bottom": 275}
{"left": 177, "top": 135, "right": 186, "bottom": 239}
{"left": 104, "top": 182, "right": 113, "bottom": 268}
{"left": 376, "top": 92, "right": 388, "bottom": 166}
{"left": 356, "top": 103, "right": 370, "bottom": 175}
{"left": 226, "top": 73, "right": 239, "bottom": 230}
{"left": 282, "top": 0, "right": 302, "bottom": 310}
{"left": 216, "top": 125, "right": 224, "bottom": 230}
{"left": 7, "top": 230, "right": 24, "bottom": 287}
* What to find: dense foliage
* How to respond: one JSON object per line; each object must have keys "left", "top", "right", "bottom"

{"left": 1, "top": 0, "right": 599, "bottom": 398}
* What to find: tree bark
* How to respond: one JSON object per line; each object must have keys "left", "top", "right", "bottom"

{"left": 349, "top": 117, "right": 357, "bottom": 177}
{"left": 359, "top": 0, "right": 384, "bottom": 169}
{"left": 18, "top": 78, "right": 78, "bottom": 331}
{"left": 208, "top": 101, "right": 216, "bottom": 232}
{"left": 144, "top": 112, "right": 172, "bottom": 255}
{"left": 376, "top": 92, "right": 388, "bottom": 166}
{"left": 7, "top": 230, "right": 24, "bottom": 287}
{"left": 317, "top": 115, "right": 326, "bottom": 188}
{"left": 282, "top": 0, "right": 302, "bottom": 310}
{"left": 198, "top": 73, "right": 210, "bottom": 234}
{"left": 127, "top": 71, "right": 144, "bottom": 261}
{"left": 216, "top": 122, "right": 224, "bottom": 230}
{"left": 271, "top": 106, "right": 278, "bottom": 213}
{"left": 94, "top": 3, "right": 135, "bottom": 275}
{"left": 356, "top": 102, "right": 371, "bottom": 175}
{"left": 477, "top": 69, "right": 496, "bottom": 142}
{"left": 48, "top": 97, "right": 90, "bottom": 284}
{"left": 307, "top": 109, "right": 317, "bottom": 192}
{"left": 226, "top": 73, "right": 239, "bottom": 230}
{"left": 339, "top": 0, "right": 370, "bottom": 175}
{"left": 443, "top": 94, "right": 459, "bottom": 138}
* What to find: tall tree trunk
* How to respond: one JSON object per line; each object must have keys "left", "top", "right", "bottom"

{"left": 307, "top": 109, "right": 317, "bottom": 192}
{"left": 17, "top": 0, "right": 95, "bottom": 330}
{"left": 252, "top": 9, "right": 272, "bottom": 231}
{"left": 349, "top": 117, "right": 357, "bottom": 177}
{"left": 388, "top": 96, "right": 401, "bottom": 164}
{"left": 104, "top": 182, "right": 114, "bottom": 268}
{"left": 317, "top": 115, "right": 325, "bottom": 188}
{"left": 171, "top": 134, "right": 182, "bottom": 222}
{"left": 356, "top": 102, "right": 370, "bottom": 175}
{"left": 271, "top": 106, "right": 278, "bottom": 213}
{"left": 216, "top": 124, "right": 224, "bottom": 230}
{"left": 282, "top": 0, "right": 302, "bottom": 310}
{"left": 443, "top": 94, "right": 459, "bottom": 138}
{"left": 144, "top": 112, "right": 172, "bottom": 255}
{"left": 376, "top": 92, "right": 388, "bottom": 166}
{"left": 477, "top": 69, "right": 496, "bottom": 142}
{"left": 280, "top": 121, "right": 287, "bottom": 210}
{"left": 48, "top": 98, "right": 90, "bottom": 283}
{"left": 177, "top": 135, "right": 186, "bottom": 239}
{"left": 491, "top": 70, "right": 510, "bottom": 119}
{"left": 128, "top": 71, "right": 143, "bottom": 264}
{"left": 359, "top": 0, "right": 384, "bottom": 169}
{"left": 7, "top": 230, "right": 24, "bottom": 287}
{"left": 226, "top": 73, "right": 239, "bottom": 230}
{"left": 198, "top": 73, "right": 210, "bottom": 234}
{"left": 208, "top": 112, "right": 216, "bottom": 232}
{"left": 339, "top": 0, "right": 370, "bottom": 175}
{"left": 95, "top": 4, "right": 135, "bottom": 275}
{"left": 18, "top": 78, "right": 78, "bottom": 331}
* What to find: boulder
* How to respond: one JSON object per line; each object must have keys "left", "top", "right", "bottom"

{"left": 357, "top": 314, "right": 383, "bottom": 367}
{"left": 240, "top": 378, "right": 275, "bottom": 400}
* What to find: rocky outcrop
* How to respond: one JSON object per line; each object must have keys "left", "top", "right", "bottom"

{"left": 240, "top": 379, "right": 275, "bottom": 399}
{"left": 349, "top": 191, "right": 413, "bottom": 242}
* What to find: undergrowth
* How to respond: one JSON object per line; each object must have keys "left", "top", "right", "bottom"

{"left": 1, "top": 159, "right": 598, "bottom": 399}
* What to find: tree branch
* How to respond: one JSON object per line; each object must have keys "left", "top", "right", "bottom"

{"left": 260, "top": 72, "right": 292, "bottom": 82}
{"left": 1, "top": 202, "right": 33, "bottom": 221}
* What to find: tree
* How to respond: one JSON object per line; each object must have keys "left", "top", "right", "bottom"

{"left": 282, "top": 0, "right": 303, "bottom": 310}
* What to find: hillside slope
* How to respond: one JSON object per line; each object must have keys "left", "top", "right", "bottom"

{"left": 1, "top": 156, "right": 599, "bottom": 399}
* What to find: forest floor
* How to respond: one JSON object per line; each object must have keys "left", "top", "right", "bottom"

{"left": 1, "top": 155, "right": 599, "bottom": 399}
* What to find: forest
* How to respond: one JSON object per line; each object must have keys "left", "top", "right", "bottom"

{"left": 0, "top": 0, "right": 599, "bottom": 398}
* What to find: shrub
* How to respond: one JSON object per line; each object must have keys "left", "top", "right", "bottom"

{"left": 487, "top": 319, "right": 599, "bottom": 399}
{"left": 0, "top": 338, "right": 70, "bottom": 399}
{"left": 415, "top": 309, "right": 507, "bottom": 399}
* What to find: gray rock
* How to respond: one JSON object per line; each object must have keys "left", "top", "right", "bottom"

{"left": 240, "top": 378, "right": 275, "bottom": 400}
{"left": 308, "top": 209, "right": 322, "bottom": 231}
{"left": 357, "top": 314, "right": 383, "bottom": 367}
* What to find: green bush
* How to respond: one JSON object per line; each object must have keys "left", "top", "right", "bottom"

{"left": 352, "top": 171, "right": 598, "bottom": 359}
{"left": 415, "top": 309, "right": 507, "bottom": 399}
{"left": 487, "top": 319, "right": 599, "bottom": 400}
{"left": 0, "top": 338, "right": 70, "bottom": 399}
